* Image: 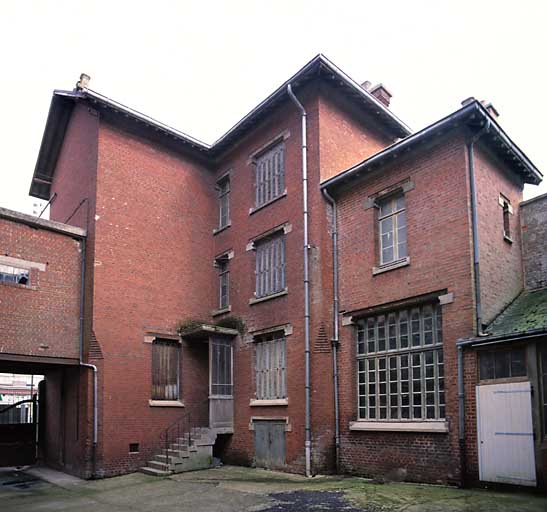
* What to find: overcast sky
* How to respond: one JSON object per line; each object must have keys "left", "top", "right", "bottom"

{"left": 1, "top": 0, "right": 545, "bottom": 214}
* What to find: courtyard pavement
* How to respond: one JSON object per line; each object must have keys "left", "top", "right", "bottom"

{"left": 0, "top": 465, "right": 545, "bottom": 511}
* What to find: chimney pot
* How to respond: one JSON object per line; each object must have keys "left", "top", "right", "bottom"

{"left": 361, "top": 80, "right": 372, "bottom": 91}
{"left": 461, "top": 97, "right": 476, "bottom": 107}
{"left": 369, "top": 83, "right": 392, "bottom": 108}
{"left": 483, "top": 101, "right": 499, "bottom": 119}
{"left": 76, "top": 73, "right": 91, "bottom": 90}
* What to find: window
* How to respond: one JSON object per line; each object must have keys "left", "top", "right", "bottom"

{"left": 479, "top": 348, "right": 526, "bottom": 380}
{"left": 211, "top": 337, "right": 232, "bottom": 396}
{"left": 0, "top": 265, "right": 29, "bottom": 285}
{"left": 378, "top": 195, "right": 407, "bottom": 266}
{"left": 151, "top": 339, "right": 180, "bottom": 400}
{"left": 254, "top": 142, "right": 285, "bottom": 208}
{"left": 499, "top": 194, "right": 513, "bottom": 241}
{"left": 255, "top": 333, "right": 286, "bottom": 400}
{"left": 356, "top": 303, "right": 444, "bottom": 421}
{"left": 217, "top": 175, "right": 230, "bottom": 229}
{"left": 255, "top": 235, "right": 285, "bottom": 298}
{"left": 216, "top": 256, "right": 230, "bottom": 310}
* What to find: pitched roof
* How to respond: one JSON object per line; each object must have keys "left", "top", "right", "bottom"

{"left": 486, "top": 288, "right": 547, "bottom": 337}
{"left": 30, "top": 54, "right": 411, "bottom": 200}
{"left": 321, "top": 100, "right": 543, "bottom": 191}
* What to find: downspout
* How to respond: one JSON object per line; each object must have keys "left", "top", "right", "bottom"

{"left": 322, "top": 188, "right": 340, "bottom": 474}
{"left": 458, "top": 117, "right": 491, "bottom": 486}
{"left": 467, "top": 118, "right": 491, "bottom": 336}
{"left": 78, "top": 237, "right": 98, "bottom": 478}
{"left": 287, "top": 83, "right": 312, "bottom": 478}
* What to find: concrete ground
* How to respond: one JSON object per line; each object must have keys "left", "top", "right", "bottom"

{"left": 0, "top": 465, "right": 546, "bottom": 512}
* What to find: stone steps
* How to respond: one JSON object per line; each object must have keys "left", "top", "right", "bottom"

{"left": 140, "top": 427, "right": 217, "bottom": 476}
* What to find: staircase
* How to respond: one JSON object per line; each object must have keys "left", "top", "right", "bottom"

{"left": 140, "top": 427, "right": 217, "bottom": 476}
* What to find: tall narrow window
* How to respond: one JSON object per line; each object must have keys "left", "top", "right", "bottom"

{"left": 378, "top": 195, "right": 407, "bottom": 266}
{"left": 356, "top": 303, "right": 444, "bottom": 421}
{"left": 211, "top": 337, "right": 232, "bottom": 396}
{"left": 255, "top": 235, "right": 285, "bottom": 298}
{"left": 254, "top": 333, "right": 286, "bottom": 400}
{"left": 151, "top": 339, "right": 180, "bottom": 400}
{"left": 217, "top": 257, "right": 230, "bottom": 310}
{"left": 254, "top": 142, "right": 285, "bottom": 208}
{"left": 499, "top": 194, "right": 513, "bottom": 241}
{"left": 217, "top": 175, "right": 230, "bottom": 229}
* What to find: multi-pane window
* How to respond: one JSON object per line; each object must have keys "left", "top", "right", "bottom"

{"left": 357, "top": 303, "right": 444, "bottom": 421}
{"left": 211, "top": 337, "right": 233, "bottom": 396}
{"left": 0, "top": 265, "right": 29, "bottom": 285}
{"left": 151, "top": 339, "right": 180, "bottom": 400}
{"left": 254, "top": 143, "right": 285, "bottom": 207}
{"left": 499, "top": 195, "right": 512, "bottom": 240}
{"left": 217, "top": 176, "right": 230, "bottom": 229}
{"left": 479, "top": 348, "right": 526, "bottom": 380}
{"left": 541, "top": 349, "right": 547, "bottom": 438}
{"left": 255, "top": 235, "right": 285, "bottom": 298}
{"left": 254, "top": 333, "right": 287, "bottom": 400}
{"left": 378, "top": 195, "right": 407, "bottom": 265}
{"left": 216, "top": 257, "right": 229, "bottom": 309}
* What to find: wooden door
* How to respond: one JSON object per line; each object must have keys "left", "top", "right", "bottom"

{"left": 254, "top": 420, "right": 286, "bottom": 469}
{"left": 476, "top": 381, "right": 536, "bottom": 486}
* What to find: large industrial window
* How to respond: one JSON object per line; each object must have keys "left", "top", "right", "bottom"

{"left": 0, "top": 264, "right": 29, "bottom": 285}
{"left": 217, "top": 175, "right": 230, "bottom": 229}
{"left": 356, "top": 303, "right": 444, "bottom": 421}
{"left": 479, "top": 347, "right": 527, "bottom": 380}
{"left": 254, "top": 333, "right": 286, "bottom": 400}
{"left": 151, "top": 339, "right": 180, "bottom": 401}
{"left": 378, "top": 195, "right": 407, "bottom": 266}
{"left": 254, "top": 142, "right": 285, "bottom": 208}
{"left": 255, "top": 235, "right": 285, "bottom": 298}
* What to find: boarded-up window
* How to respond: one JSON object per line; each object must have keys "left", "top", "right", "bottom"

{"left": 151, "top": 339, "right": 180, "bottom": 400}
{"left": 255, "top": 235, "right": 285, "bottom": 298}
{"left": 255, "top": 333, "right": 286, "bottom": 400}
{"left": 218, "top": 176, "right": 230, "bottom": 229}
{"left": 255, "top": 143, "right": 285, "bottom": 207}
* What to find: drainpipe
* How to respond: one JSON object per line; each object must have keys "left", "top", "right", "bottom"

{"left": 458, "top": 118, "right": 491, "bottom": 486}
{"left": 78, "top": 237, "right": 98, "bottom": 478}
{"left": 322, "top": 188, "right": 340, "bottom": 474}
{"left": 467, "top": 119, "right": 491, "bottom": 336}
{"left": 287, "top": 83, "right": 312, "bottom": 478}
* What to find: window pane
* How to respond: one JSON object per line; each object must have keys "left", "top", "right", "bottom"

{"left": 494, "top": 351, "right": 511, "bottom": 379}
{"left": 510, "top": 348, "right": 526, "bottom": 377}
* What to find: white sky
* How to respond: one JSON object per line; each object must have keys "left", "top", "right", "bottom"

{"left": 1, "top": 0, "right": 546, "bottom": 214}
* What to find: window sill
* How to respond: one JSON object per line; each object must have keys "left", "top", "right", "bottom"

{"left": 213, "top": 223, "right": 231, "bottom": 236}
{"left": 250, "top": 399, "right": 288, "bottom": 407}
{"left": 149, "top": 400, "right": 185, "bottom": 408}
{"left": 249, "top": 288, "right": 288, "bottom": 305}
{"left": 372, "top": 257, "right": 410, "bottom": 276}
{"left": 211, "top": 306, "right": 231, "bottom": 317}
{"left": 249, "top": 191, "right": 287, "bottom": 215}
{"left": 349, "top": 420, "right": 448, "bottom": 433}
{"left": 0, "top": 281, "right": 36, "bottom": 291}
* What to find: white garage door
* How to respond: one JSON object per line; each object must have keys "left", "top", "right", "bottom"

{"left": 476, "top": 381, "right": 536, "bottom": 486}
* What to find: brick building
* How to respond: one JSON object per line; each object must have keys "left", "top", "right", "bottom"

{"left": 1, "top": 55, "right": 545, "bottom": 487}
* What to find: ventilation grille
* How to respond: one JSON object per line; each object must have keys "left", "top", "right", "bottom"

{"left": 314, "top": 323, "right": 331, "bottom": 353}
{"left": 89, "top": 331, "right": 104, "bottom": 360}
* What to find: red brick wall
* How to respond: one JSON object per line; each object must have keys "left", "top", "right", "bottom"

{"left": 334, "top": 135, "right": 476, "bottom": 484}
{"left": 91, "top": 122, "right": 216, "bottom": 475}
{"left": 474, "top": 144, "right": 524, "bottom": 326}
{"left": 0, "top": 218, "right": 82, "bottom": 360}
{"left": 318, "top": 82, "right": 395, "bottom": 183}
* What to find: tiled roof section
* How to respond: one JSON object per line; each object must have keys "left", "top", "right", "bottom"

{"left": 486, "top": 288, "right": 547, "bottom": 337}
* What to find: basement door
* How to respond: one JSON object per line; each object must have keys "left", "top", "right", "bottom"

{"left": 254, "top": 420, "right": 286, "bottom": 469}
{"left": 476, "top": 381, "right": 536, "bottom": 486}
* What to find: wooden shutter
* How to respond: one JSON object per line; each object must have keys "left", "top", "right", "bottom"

{"left": 152, "top": 339, "right": 180, "bottom": 400}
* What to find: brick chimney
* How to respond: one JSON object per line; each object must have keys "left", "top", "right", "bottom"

{"left": 368, "top": 83, "right": 392, "bottom": 108}
{"left": 76, "top": 73, "right": 91, "bottom": 91}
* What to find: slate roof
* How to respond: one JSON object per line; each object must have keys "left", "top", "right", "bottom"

{"left": 486, "top": 288, "right": 547, "bottom": 337}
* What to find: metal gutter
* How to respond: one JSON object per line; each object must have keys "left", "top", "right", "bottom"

{"left": 287, "top": 83, "right": 312, "bottom": 478}
{"left": 322, "top": 188, "right": 341, "bottom": 473}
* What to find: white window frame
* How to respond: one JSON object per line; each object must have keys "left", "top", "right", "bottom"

{"left": 356, "top": 303, "right": 444, "bottom": 422}
{"left": 378, "top": 195, "right": 407, "bottom": 266}
{"left": 0, "top": 264, "right": 30, "bottom": 286}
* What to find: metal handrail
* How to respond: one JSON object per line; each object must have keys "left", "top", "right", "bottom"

{"left": 0, "top": 397, "right": 36, "bottom": 416}
{"left": 160, "top": 398, "right": 209, "bottom": 467}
